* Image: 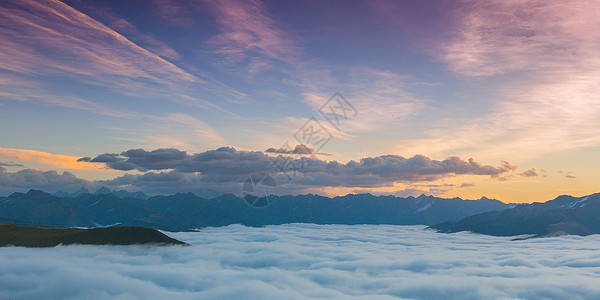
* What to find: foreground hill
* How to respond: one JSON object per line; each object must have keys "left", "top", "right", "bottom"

{"left": 430, "top": 193, "right": 600, "bottom": 237}
{"left": 0, "top": 223, "right": 186, "bottom": 247}
{"left": 0, "top": 190, "right": 512, "bottom": 231}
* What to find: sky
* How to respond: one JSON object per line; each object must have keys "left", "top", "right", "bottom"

{"left": 1, "top": 0, "right": 599, "bottom": 202}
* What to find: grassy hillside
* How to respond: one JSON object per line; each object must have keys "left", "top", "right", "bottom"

{"left": 0, "top": 223, "right": 187, "bottom": 247}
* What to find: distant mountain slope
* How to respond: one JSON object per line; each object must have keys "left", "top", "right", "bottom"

{"left": 53, "top": 187, "right": 149, "bottom": 199}
{"left": 430, "top": 193, "right": 600, "bottom": 237}
{"left": 212, "top": 193, "right": 513, "bottom": 226}
{"left": 0, "top": 223, "right": 186, "bottom": 247}
{"left": 0, "top": 190, "right": 512, "bottom": 231}
{"left": 0, "top": 190, "right": 220, "bottom": 231}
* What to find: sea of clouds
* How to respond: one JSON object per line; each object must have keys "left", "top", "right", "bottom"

{"left": 2, "top": 224, "right": 600, "bottom": 299}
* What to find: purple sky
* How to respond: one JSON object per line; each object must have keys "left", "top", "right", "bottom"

{"left": 1, "top": 0, "right": 599, "bottom": 202}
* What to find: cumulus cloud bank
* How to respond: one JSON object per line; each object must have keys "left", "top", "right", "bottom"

{"left": 80, "top": 147, "right": 516, "bottom": 192}
{"left": 0, "top": 168, "right": 95, "bottom": 194}
{"left": 0, "top": 147, "right": 518, "bottom": 195}
{"left": 85, "top": 147, "right": 515, "bottom": 177}
{"left": 2, "top": 224, "right": 600, "bottom": 299}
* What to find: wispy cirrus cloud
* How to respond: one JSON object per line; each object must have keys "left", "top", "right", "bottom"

{"left": 302, "top": 68, "right": 426, "bottom": 134}
{"left": 149, "top": 0, "right": 199, "bottom": 28}
{"left": 203, "top": 0, "right": 299, "bottom": 64}
{"left": 140, "top": 113, "right": 229, "bottom": 150}
{"left": 440, "top": 0, "right": 600, "bottom": 78}
{"left": 97, "top": 113, "right": 228, "bottom": 152}
{"left": 402, "top": 0, "right": 600, "bottom": 161}
{"left": 0, "top": 85, "right": 145, "bottom": 119}
{"left": 0, "top": 1, "right": 232, "bottom": 153}
{"left": 0, "top": 0, "right": 243, "bottom": 109}
{"left": 0, "top": 0, "right": 195, "bottom": 82}
{"left": 92, "top": 9, "right": 181, "bottom": 60}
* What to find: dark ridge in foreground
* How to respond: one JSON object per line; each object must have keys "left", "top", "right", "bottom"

{"left": 430, "top": 193, "right": 600, "bottom": 237}
{"left": 0, "top": 223, "right": 187, "bottom": 247}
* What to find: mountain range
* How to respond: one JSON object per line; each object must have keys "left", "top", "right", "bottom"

{"left": 4, "top": 189, "right": 599, "bottom": 237}
{"left": 53, "top": 187, "right": 149, "bottom": 199}
{"left": 430, "top": 193, "right": 600, "bottom": 237}
{"left": 0, "top": 190, "right": 512, "bottom": 231}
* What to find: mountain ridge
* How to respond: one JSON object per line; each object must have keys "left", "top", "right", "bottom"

{"left": 53, "top": 187, "right": 149, "bottom": 200}
{"left": 0, "top": 189, "right": 514, "bottom": 231}
{"left": 430, "top": 193, "right": 600, "bottom": 237}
